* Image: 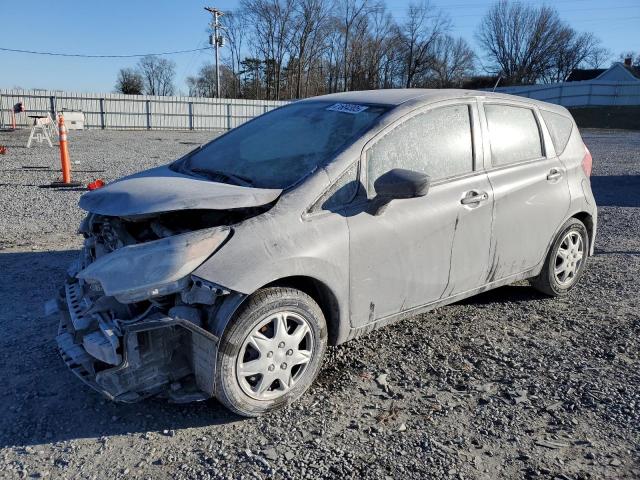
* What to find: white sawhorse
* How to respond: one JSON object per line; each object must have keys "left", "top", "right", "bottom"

{"left": 26, "top": 114, "right": 57, "bottom": 148}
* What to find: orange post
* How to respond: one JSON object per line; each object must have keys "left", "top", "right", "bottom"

{"left": 48, "top": 114, "right": 81, "bottom": 188}
{"left": 58, "top": 114, "right": 71, "bottom": 184}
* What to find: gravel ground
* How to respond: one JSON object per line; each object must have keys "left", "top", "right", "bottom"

{"left": 0, "top": 128, "right": 638, "bottom": 480}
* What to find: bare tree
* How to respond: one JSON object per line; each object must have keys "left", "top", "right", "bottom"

{"left": 399, "top": 1, "right": 450, "bottom": 87}
{"left": 428, "top": 35, "right": 475, "bottom": 87}
{"left": 619, "top": 51, "right": 640, "bottom": 67}
{"left": 544, "top": 30, "right": 605, "bottom": 83}
{"left": 137, "top": 55, "right": 176, "bottom": 96}
{"left": 115, "top": 68, "right": 144, "bottom": 94}
{"left": 300, "top": 9, "right": 333, "bottom": 96}
{"left": 242, "top": 0, "right": 296, "bottom": 99}
{"left": 477, "top": 1, "right": 566, "bottom": 84}
{"left": 186, "top": 64, "right": 217, "bottom": 97}
{"left": 187, "top": 63, "right": 236, "bottom": 98}
{"left": 221, "top": 11, "right": 248, "bottom": 97}
{"left": 337, "top": 0, "right": 372, "bottom": 91}
{"left": 290, "top": 0, "right": 330, "bottom": 98}
{"left": 587, "top": 46, "right": 612, "bottom": 68}
{"left": 362, "top": 4, "right": 398, "bottom": 89}
{"left": 324, "top": 22, "right": 344, "bottom": 93}
{"left": 209, "top": 0, "right": 614, "bottom": 99}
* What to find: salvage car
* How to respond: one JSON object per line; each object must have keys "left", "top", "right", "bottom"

{"left": 54, "top": 89, "right": 597, "bottom": 416}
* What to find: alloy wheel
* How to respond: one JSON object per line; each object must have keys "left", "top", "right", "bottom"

{"left": 236, "top": 311, "right": 314, "bottom": 401}
{"left": 554, "top": 231, "right": 584, "bottom": 286}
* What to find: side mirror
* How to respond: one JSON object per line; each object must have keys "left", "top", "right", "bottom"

{"left": 372, "top": 168, "right": 430, "bottom": 215}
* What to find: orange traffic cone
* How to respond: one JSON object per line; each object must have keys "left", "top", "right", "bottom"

{"left": 50, "top": 114, "right": 81, "bottom": 188}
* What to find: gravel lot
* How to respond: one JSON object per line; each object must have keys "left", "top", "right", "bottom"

{"left": 0, "top": 128, "right": 638, "bottom": 479}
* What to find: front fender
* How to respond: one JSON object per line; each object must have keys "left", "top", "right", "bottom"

{"left": 192, "top": 208, "right": 351, "bottom": 339}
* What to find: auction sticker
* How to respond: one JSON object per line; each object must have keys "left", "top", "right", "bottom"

{"left": 326, "top": 103, "right": 369, "bottom": 114}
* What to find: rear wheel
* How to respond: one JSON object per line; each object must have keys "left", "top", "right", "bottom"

{"left": 215, "top": 287, "right": 327, "bottom": 417}
{"left": 532, "top": 218, "right": 589, "bottom": 296}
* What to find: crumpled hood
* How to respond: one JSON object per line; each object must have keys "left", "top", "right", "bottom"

{"left": 79, "top": 164, "right": 282, "bottom": 216}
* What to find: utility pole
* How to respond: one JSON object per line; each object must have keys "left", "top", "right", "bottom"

{"left": 205, "top": 7, "right": 224, "bottom": 98}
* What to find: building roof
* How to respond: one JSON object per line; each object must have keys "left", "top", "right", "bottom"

{"left": 566, "top": 63, "right": 640, "bottom": 82}
{"left": 622, "top": 64, "right": 640, "bottom": 80}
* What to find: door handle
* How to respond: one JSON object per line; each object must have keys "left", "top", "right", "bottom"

{"left": 460, "top": 191, "right": 489, "bottom": 205}
{"left": 547, "top": 169, "right": 563, "bottom": 181}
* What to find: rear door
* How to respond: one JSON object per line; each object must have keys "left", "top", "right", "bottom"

{"left": 346, "top": 100, "right": 494, "bottom": 327}
{"left": 479, "top": 100, "right": 571, "bottom": 281}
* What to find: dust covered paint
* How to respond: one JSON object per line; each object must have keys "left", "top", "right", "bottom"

{"left": 52, "top": 89, "right": 597, "bottom": 414}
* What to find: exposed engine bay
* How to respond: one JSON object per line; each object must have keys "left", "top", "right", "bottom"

{"left": 84, "top": 209, "right": 263, "bottom": 255}
{"left": 55, "top": 206, "right": 268, "bottom": 403}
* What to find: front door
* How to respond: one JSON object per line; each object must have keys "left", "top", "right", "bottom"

{"left": 346, "top": 101, "right": 493, "bottom": 328}
{"left": 479, "top": 101, "right": 571, "bottom": 281}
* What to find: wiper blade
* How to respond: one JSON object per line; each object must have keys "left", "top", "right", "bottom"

{"left": 188, "top": 168, "right": 253, "bottom": 187}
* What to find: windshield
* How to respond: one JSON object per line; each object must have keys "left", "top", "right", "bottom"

{"left": 173, "top": 101, "right": 389, "bottom": 189}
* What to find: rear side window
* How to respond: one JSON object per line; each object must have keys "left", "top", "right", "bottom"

{"left": 541, "top": 110, "right": 573, "bottom": 155}
{"left": 366, "top": 104, "right": 473, "bottom": 190}
{"left": 485, "top": 104, "right": 543, "bottom": 166}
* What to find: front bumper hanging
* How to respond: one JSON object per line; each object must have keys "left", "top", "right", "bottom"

{"left": 56, "top": 280, "right": 221, "bottom": 403}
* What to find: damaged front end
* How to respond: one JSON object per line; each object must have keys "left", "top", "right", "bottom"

{"left": 55, "top": 212, "right": 248, "bottom": 403}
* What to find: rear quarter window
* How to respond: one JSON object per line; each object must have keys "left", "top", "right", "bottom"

{"left": 485, "top": 104, "right": 543, "bottom": 166}
{"left": 541, "top": 110, "right": 574, "bottom": 155}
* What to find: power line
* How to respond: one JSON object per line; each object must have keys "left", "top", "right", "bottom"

{"left": 0, "top": 46, "right": 211, "bottom": 58}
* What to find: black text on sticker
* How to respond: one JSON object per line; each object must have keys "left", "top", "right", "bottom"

{"left": 326, "top": 103, "right": 369, "bottom": 114}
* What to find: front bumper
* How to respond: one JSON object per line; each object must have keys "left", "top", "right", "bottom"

{"left": 56, "top": 279, "right": 221, "bottom": 403}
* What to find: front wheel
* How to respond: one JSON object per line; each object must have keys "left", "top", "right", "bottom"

{"left": 532, "top": 218, "right": 589, "bottom": 296}
{"left": 215, "top": 287, "right": 327, "bottom": 417}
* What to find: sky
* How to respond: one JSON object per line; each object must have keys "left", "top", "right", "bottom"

{"left": 1, "top": 0, "right": 638, "bottom": 93}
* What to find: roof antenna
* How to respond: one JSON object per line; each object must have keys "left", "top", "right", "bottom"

{"left": 492, "top": 75, "right": 502, "bottom": 92}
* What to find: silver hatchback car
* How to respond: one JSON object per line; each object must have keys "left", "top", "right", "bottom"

{"left": 56, "top": 89, "right": 596, "bottom": 416}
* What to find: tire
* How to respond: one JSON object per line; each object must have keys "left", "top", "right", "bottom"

{"left": 214, "top": 287, "right": 327, "bottom": 417}
{"left": 532, "top": 218, "right": 589, "bottom": 296}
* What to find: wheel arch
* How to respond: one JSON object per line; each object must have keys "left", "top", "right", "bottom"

{"left": 571, "top": 211, "right": 594, "bottom": 250}
{"left": 535, "top": 210, "right": 595, "bottom": 278}
{"left": 262, "top": 275, "right": 344, "bottom": 346}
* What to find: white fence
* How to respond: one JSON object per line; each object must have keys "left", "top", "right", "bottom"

{"left": 492, "top": 80, "right": 640, "bottom": 107}
{"left": 0, "top": 89, "right": 289, "bottom": 131}
{"left": 3, "top": 81, "right": 638, "bottom": 132}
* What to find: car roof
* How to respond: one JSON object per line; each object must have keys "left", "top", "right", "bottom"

{"left": 303, "top": 88, "right": 569, "bottom": 114}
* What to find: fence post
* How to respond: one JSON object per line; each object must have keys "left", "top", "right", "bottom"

{"left": 146, "top": 100, "right": 151, "bottom": 130}
{"left": 99, "top": 98, "right": 106, "bottom": 129}
{"left": 188, "top": 102, "right": 194, "bottom": 130}
{"left": 227, "top": 103, "right": 232, "bottom": 130}
{"left": 49, "top": 96, "right": 56, "bottom": 119}
{"left": 558, "top": 84, "right": 564, "bottom": 106}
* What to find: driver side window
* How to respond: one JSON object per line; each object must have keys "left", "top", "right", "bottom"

{"left": 366, "top": 104, "right": 474, "bottom": 192}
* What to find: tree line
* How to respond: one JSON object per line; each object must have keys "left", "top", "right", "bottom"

{"left": 116, "top": 0, "right": 615, "bottom": 99}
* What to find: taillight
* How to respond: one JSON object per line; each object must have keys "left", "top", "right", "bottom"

{"left": 582, "top": 146, "right": 593, "bottom": 177}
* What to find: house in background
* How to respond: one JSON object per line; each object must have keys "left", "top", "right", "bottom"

{"left": 566, "top": 58, "right": 640, "bottom": 83}
{"left": 491, "top": 56, "right": 640, "bottom": 108}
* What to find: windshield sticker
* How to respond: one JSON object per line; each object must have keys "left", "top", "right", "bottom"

{"left": 326, "top": 103, "right": 369, "bottom": 114}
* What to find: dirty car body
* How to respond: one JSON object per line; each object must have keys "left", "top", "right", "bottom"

{"left": 55, "top": 90, "right": 597, "bottom": 412}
